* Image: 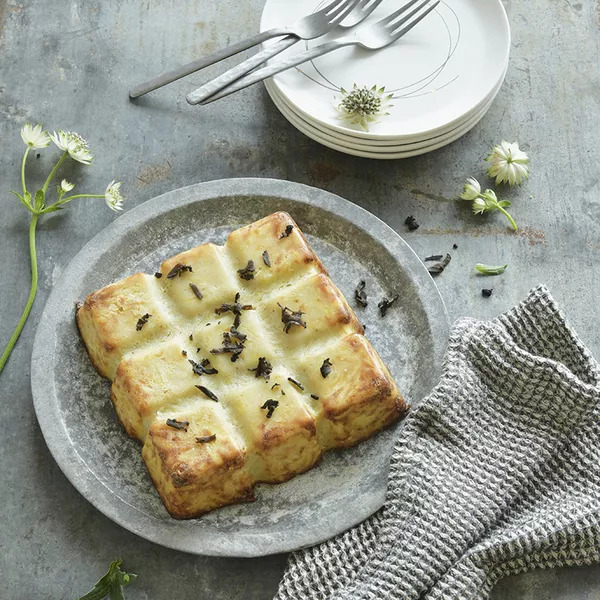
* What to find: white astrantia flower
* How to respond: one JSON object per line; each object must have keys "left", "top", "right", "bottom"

{"left": 60, "top": 179, "right": 75, "bottom": 193}
{"left": 336, "top": 84, "right": 393, "bottom": 132}
{"left": 460, "top": 177, "right": 481, "bottom": 201}
{"left": 486, "top": 140, "right": 530, "bottom": 186}
{"left": 481, "top": 189, "right": 498, "bottom": 204}
{"left": 50, "top": 130, "right": 94, "bottom": 165}
{"left": 105, "top": 180, "right": 124, "bottom": 212}
{"left": 472, "top": 196, "right": 487, "bottom": 215}
{"left": 20, "top": 123, "right": 51, "bottom": 149}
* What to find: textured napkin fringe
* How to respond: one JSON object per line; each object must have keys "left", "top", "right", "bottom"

{"left": 275, "top": 285, "right": 600, "bottom": 600}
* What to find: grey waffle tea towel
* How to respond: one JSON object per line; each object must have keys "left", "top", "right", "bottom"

{"left": 275, "top": 285, "right": 600, "bottom": 600}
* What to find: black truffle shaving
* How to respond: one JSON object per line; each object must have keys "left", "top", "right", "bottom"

{"left": 482, "top": 288, "right": 493, "bottom": 298}
{"left": 271, "top": 383, "right": 280, "bottom": 390}
{"left": 280, "top": 224, "right": 294, "bottom": 238}
{"left": 210, "top": 331, "right": 245, "bottom": 362}
{"left": 215, "top": 293, "right": 254, "bottom": 330}
{"left": 229, "top": 327, "right": 247, "bottom": 342}
{"left": 278, "top": 303, "right": 307, "bottom": 333}
{"left": 262, "top": 250, "right": 271, "bottom": 267}
{"left": 424, "top": 255, "right": 444, "bottom": 262}
{"left": 378, "top": 295, "right": 399, "bottom": 317}
{"left": 261, "top": 399, "right": 279, "bottom": 419}
{"left": 310, "top": 394, "right": 319, "bottom": 400}
{"left": 181, "top": 350, "right": 187, "bottom": 356}
{"left": 196, "top": 434, "right": 217, "bottom": 443}
{"left": 427, "top": 254, "right": 451, "bottom": 275}
{"left": 154, "top": 272, "right": 162, "bottom": 279}
{"left": 320, "top": 358, "right": 332, "bottom": 378}
{"left": 287, "top": 377, "right": 304, "bottom": 391}
{"left": 237, "top": 260, "right": 255, "bottom": 280}
{"left": 136, "top": 313, "right": 151, "bottom": 331}
{"left": 189, "top": 358, "right": 218, "bottom": 376}
{"left": 166, "top": 418, "right": 189, "bottom": 431}
{"left": 189, "top": 283, "right": 203, "bottom": 300}
{"left": 166, "top": 263, "right": 193, "bottom": 279}
{"left": 355, "top": 280, "right": 368, "bottom": 308}
{"left": 405, "top": 215, "right": 419, "bottom": 231}
{"left": 188, "top": 334, "right": 194, "bottom": 341}
{"left": 250, "top": 357, "right": 272, "bottom": 380}
{"left": 453, "top": 243, "right": 458, "bottom": 249}
{"left": 195, "top": 385, "right": 219, "bottom": 402}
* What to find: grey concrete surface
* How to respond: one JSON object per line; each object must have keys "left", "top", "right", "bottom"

{"left": 0, "top": 0, "right": 598, "bottom": 598}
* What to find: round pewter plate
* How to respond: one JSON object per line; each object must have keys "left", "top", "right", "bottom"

{"left": 31, "top": 178, "right": 449, "bottom": 557}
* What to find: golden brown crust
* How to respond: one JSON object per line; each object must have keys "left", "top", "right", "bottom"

{"left": 142, "top": 405, "right": 256, "bottom": 517}
{"left": 76, "top": 212, "right": 405, "bottom": 518}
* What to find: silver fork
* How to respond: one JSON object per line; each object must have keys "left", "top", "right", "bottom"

{"left": 186, "top": 0, "right": 385, "bottom": 105}
{"left": 129, "top": 0, "right": 360, "bottom": 99}
{"left": 190, "top": 0, "right": 439, "bottom": 106}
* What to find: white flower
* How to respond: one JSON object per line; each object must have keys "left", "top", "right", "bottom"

{"left": 50, "top": 130, "right": 94, "bottom": 165}
{"left": 336, "top": 84, "right": 393, "bottom": 132}
{"left": 460, "top": 177, "right": 481, "bottom": 201}
{"left": 105, "top": 180, "right": 124, "bottom": 212}
{"left": 60, "top": 179, "right": 75, "bottom": 193}
{"left": 481, "top": 189, "right": 498, "bottom": 204}
{"left": 20, "top": 123, "right": 51, "bottom": 149}
{"left": 472, "top": 197, "right": 487, "bottom": 215}
{"left": 486, "top": 140, "right": 530, "bottom": 186}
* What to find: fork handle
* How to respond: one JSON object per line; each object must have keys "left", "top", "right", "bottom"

{"left": 128, "top": 27, "right": 290, "bottom": 99}
{"left": 189, "top": 39, "right": 352, "bottom": 105}
{"left": 187, "top": 36, "right": 300, "bottom": 105}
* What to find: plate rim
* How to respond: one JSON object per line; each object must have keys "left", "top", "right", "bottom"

{"left": 31, "top": 178, "right": 450, "bottom": 557}
{"left": 260, "top": 0, "right": 511, "bottom": 141}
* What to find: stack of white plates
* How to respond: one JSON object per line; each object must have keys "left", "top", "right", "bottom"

{"left": 260, "top": 0, "right": 510, "bottom": 159}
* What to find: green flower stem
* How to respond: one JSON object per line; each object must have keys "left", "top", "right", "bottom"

{"left": 59, "top": 193, "right": 104, "bottom": 202}
{"left": 45, "top": 193, "right": 104, "bottom": 212}
{"left": 497, "top": 206, "right": 518, "bottom": 231}
{"left": 21, "top": 147, "right": 30, "bottom": 199}
{"left": 41, "top": 150, "right": 68, "bottom": 194}
{"left": 0, "top": 212, "right": 39, "bottom": 374}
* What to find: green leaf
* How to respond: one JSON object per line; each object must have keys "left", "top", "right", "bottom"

{"left": 498, "top": 200, "right": 512, "bottom": 207}
{"left": 475, "top": 263, "right": 508, "bottom": 276}
{"left": 108, "top": 585, "right": 125, "bottom": 600}
{"left": 24, "top": 191, "right": 32, "bottom": 206}
{"left": 10, "top": 190, "right": 32, "bottom": 211}
{"left": 78, "top": 559, "right": 136, "bottom": 600}
{"left": 78, "top": 574, "right": 111, "bottom": 600}
{"left": 34, "top": 189, "right": 45, "bottom": 211}
{"left": 41, "top": 204, "right": 63, "bottom": 213}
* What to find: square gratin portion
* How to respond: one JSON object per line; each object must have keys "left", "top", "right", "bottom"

{"left": 77, "top": 211, "right": 406, "bottom": 518}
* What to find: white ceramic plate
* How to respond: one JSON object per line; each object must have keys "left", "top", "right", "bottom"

{"left": 266, "top": 77, "right": 499, "bottom": 158}
{"left": 266, "top": 62, "right": 507, "bottom": 149}
{"left": 260, "top": 0, "right": 510, "bottom": 141}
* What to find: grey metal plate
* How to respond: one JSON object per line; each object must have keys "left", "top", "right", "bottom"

{"left": 30, "top": 178, "right": 449, "bottom": 557}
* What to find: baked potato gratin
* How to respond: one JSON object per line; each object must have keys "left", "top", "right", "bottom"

{"left": 76, "top": 212, "right": 406, "bottom": 518}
